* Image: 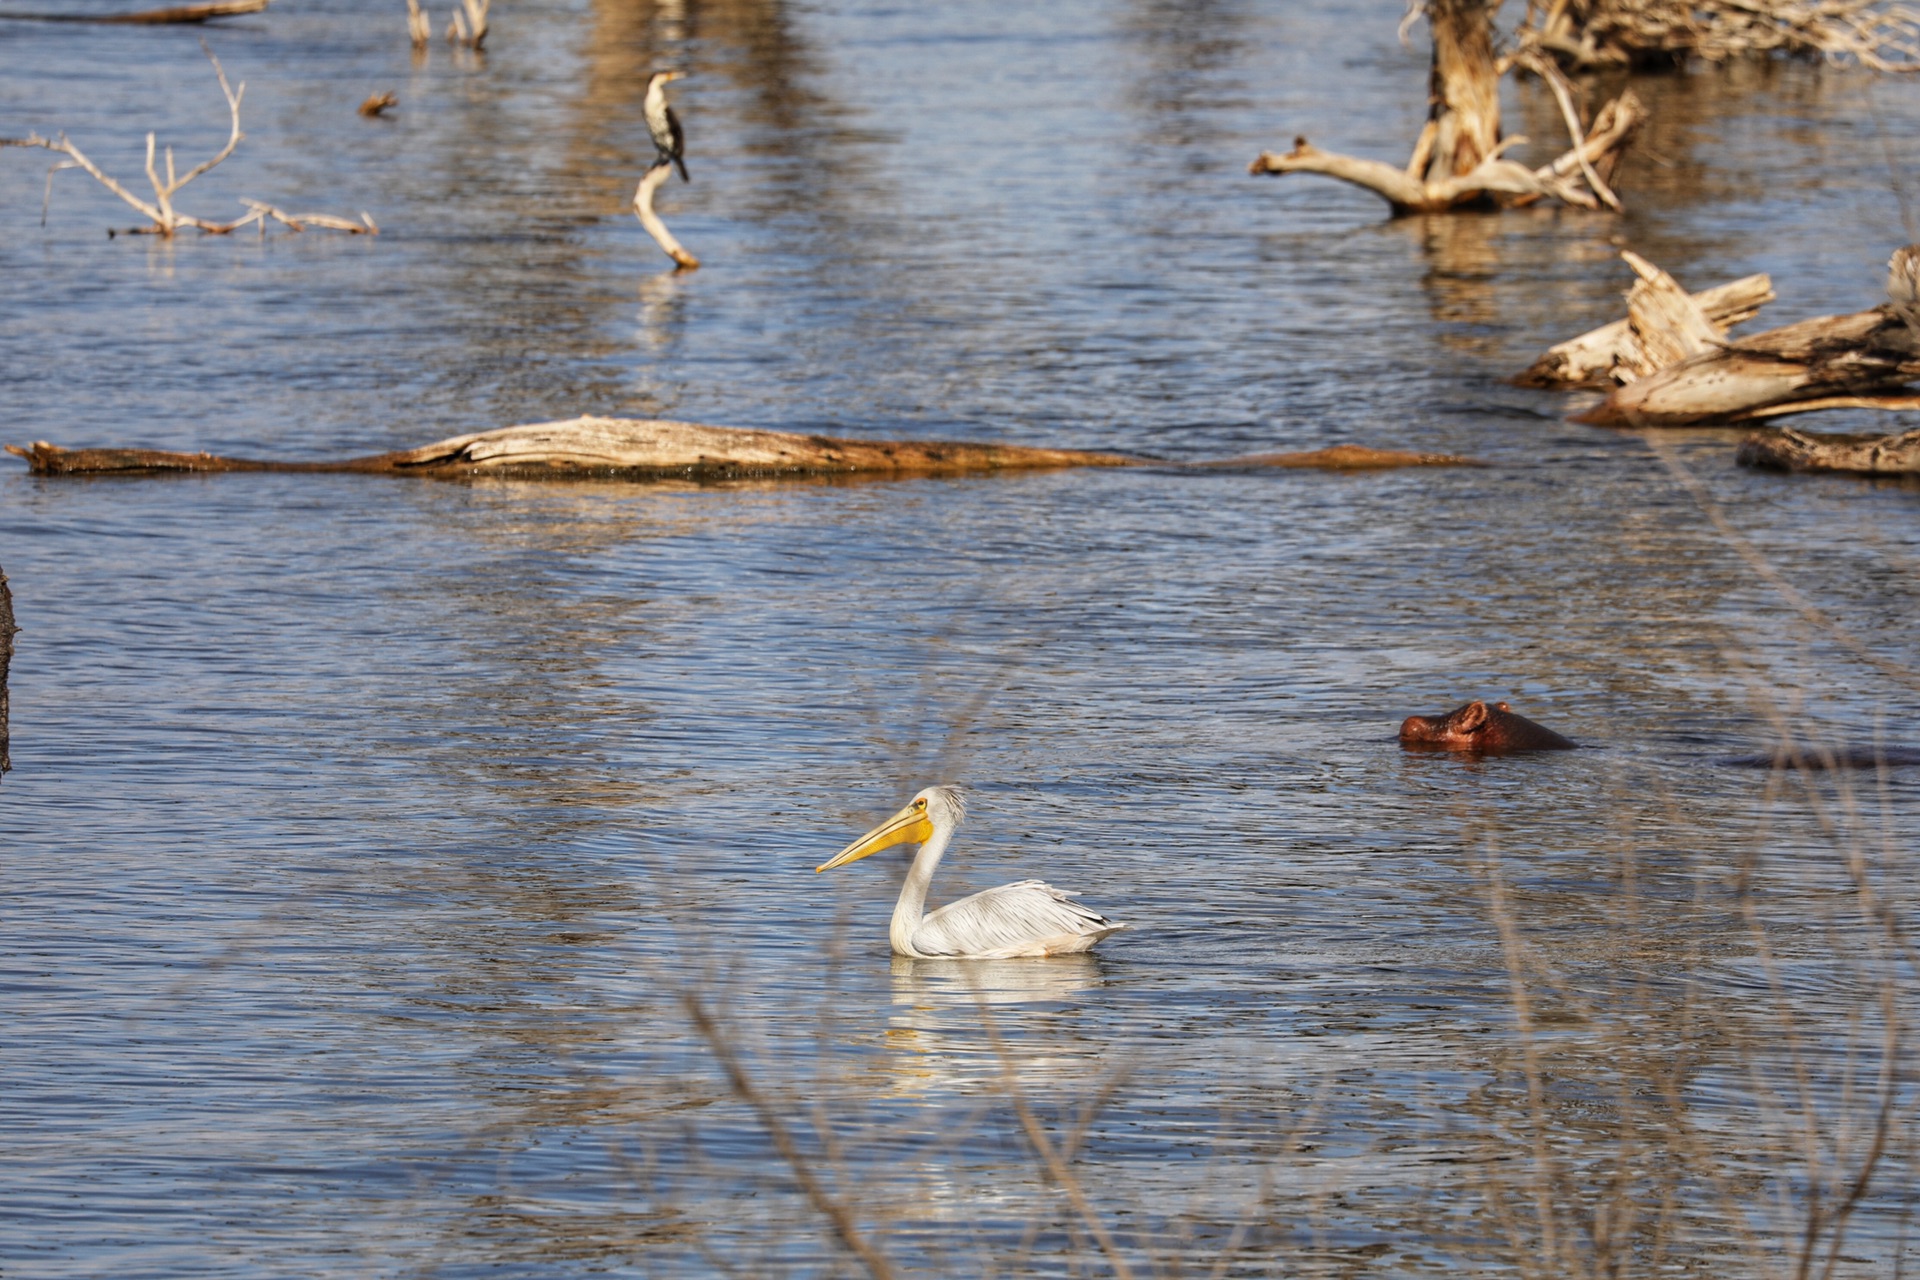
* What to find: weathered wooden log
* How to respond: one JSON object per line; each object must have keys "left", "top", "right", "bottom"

{"left": 1737, "top": 426, "right": 1920, "bottom": 475}
{"left": 4, "top": 417, "right": 1485, "bottom": 482}
{"left": 1575, "top": 306, "right": 1920, "bottom": 426}
{"left": 5, "top": 416, "right": 1143, "bottom": 481}
{"left": 1516, "top": 267, "right": 1775, "bottom": 388}
{"left": 1, "top": 563, "right": 13, "bottom": 777}
{"left": 0, "top": 0, "right": 267, "bottom": 23}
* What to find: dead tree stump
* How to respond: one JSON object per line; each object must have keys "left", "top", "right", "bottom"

{"left": 1249, "top": 0, "right": 1640, "bottom": 213}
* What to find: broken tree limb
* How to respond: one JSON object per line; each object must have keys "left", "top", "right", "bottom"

{"left": 0, "top": 0, "right": 267, "bottom": 22}
{"left": 634, "top": 162, "right": 697, "bottom": 268}
{"left": 1739, "top": 426, "right": 1920, "bottom": 474}
{"left": 1515, "top": 270, "right": 1775, "bottom": 387}
{"left": 2, "top": 416, "right": 1484, "bottom": 482}
{"left": 1249, "top": 90, "right": 1642, "bottom": 215}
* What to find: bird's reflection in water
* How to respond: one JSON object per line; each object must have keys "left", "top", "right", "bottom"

{"left": 635, "top": 268, "right": 692, "bottom": 352}
{"left": 881, "top": 955, "right": 1107, "bottom": 1098}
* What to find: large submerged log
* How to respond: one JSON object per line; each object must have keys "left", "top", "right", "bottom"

{"left": 6, "top": 417, "right": 1487, "bottom": 483}
{"left": 6, "top": 416, "right": 1141, "bottom": 482}
{"left": 1738, "top": 426, "right": 1920, "bottom": 476}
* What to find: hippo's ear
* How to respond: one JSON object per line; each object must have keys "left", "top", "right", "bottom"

{"left": 1458, "top": 701, "right": 1490, "bottom": 732}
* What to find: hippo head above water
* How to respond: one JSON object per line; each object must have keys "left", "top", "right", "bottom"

{"left": 1399, "top": 700, "right": 1576, "bottom": 754}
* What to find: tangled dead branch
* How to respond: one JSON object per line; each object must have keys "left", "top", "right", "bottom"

{"left": 1518, "top": 0, "right": 1920, "bottom": 71}
{"left": 1, "top": 47, "right": 375, "bottom": 237}
{"left": 1250, "top": 0, "right": 1641, "bottom": 213}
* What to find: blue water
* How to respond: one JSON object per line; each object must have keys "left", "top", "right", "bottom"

{"left": 3, "top": 1, "right": 1919, "bottom": 1274}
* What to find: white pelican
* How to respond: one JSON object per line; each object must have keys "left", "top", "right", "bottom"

{"left": 816, "top": 786, "right": 1127, "bottom": 959}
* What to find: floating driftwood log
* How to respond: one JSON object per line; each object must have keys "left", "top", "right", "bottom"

{"left": 1524, "top": 247, "right": 1920, "bottom": 427}
{"left": 6, "top": 416, "right": 1141, "bottom": 481}
{"left": 5, "top": 416, "right": 1482, "bottom": 482}
{"left": 1738, "top": 426, "right": 1920, "bottom": 476}
{"left": 1, "top": 564, "right": 13, "bottom": 777}
{"left": 0, "top": 0, "right": 267, "bottom": 23}
{"left": 1249, "top": 0, "right": 1641, "bottom": 214}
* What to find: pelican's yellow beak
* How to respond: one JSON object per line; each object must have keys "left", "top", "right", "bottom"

{"left": 817, "top": 800, "right": 933, "bottom": 872}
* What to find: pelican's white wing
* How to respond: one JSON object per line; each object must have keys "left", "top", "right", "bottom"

{"left": 911, "top": 880, "right": 1127, "bottom": 959}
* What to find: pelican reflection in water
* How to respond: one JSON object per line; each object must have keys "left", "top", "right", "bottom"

{"left": 817, "top": 786, "right": 1127, "bottom": 958}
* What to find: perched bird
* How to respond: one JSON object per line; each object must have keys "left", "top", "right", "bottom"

{"left": 643, "top": 70, "right": 689, "bottom": 182}
{"left": 1888, "top": 244, "right": 1920, "bottom": 336}
{"left": 816, "top": 786, "right": 1128, "bottom": 959}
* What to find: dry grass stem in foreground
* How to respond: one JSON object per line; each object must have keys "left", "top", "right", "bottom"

{"left": 681, "top": 990, "right": 898, "bottom": 1280}
{"left": 404, "top": 0, "right": 428, "bottom": 46}
{"left": 357, "top": 91, "right": 397, "bottom": 118}
{"left": 634, "top": 161, "right": 698, "bottom": 268}
{"left": 0, "top": 47, "right": 374, "bottom": 237}
{"left": 1519, "top": 0, "right": 1920, "bottom": 71}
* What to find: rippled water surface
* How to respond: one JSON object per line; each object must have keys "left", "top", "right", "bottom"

{"left": 4, "top": 2, "right": 1920, "bottom": 1275}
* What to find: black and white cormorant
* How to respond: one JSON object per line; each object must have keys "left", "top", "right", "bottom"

{"left": 643, "top": 70, "right": 689, "bottom": 183}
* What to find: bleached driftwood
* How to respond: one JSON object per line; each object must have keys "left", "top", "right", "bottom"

{"left": 1518, "top": 254, "right": 1776, "bottom": 387}
{"left": 1522, "top": 247, "right": 1920, "bottom": 426}
{"left": 2, "top": 417, "right": 1484, "bottom": 482}
{"left": 2, "top": 49, "right": 372, "bottom": 237}
{"left": 0, "top": 563, "right": 12, "bottom": 777}
{"left": 1249, "top": 0, "right": 1641, "bottom": 214}
{"left": 1738, "top": 426, "right": 1920, "bottom": 474}
{"left": 634, "top": 162, "right": 698, "bottom": 268}
{"left": 4, "top": 416, "right": 1140, "bottom": 481}
{"left": 0, "top": 0, "right": 267, "bottom": 23}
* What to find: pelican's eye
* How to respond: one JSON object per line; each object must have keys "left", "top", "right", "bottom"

{"left": 914, "top": 799, "right": 926, "bottom": 809}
